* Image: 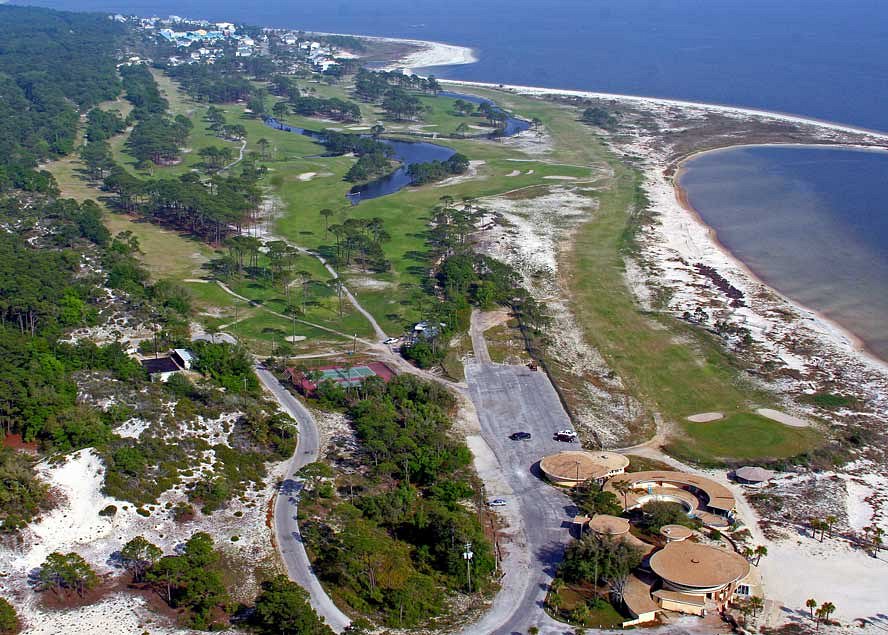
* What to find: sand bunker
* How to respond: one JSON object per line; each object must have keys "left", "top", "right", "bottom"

{"left": 285, "top": 335, "right": 306, "bottom": 342}
{"left": 298, "top": 172, "right": 317, "bottom": 181}
{"left": 686, "top": 412, "right": 724, "bottom": 423}
{"left": 756, "top": 408, "right": 811, "bottom": 428}
{"left": 543, "top": 175, "right": 577, "bottom": 180}
{"left": 506, "top": 170, "right": 521, "bottom": 177}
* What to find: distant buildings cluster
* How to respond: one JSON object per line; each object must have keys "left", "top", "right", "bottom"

{"left": 113, "top": 13, "right": 359, "bottom": 72}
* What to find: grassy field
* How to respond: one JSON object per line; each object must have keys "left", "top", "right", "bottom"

{"left": 666, "top": 413, "right": 820, "bottom": 463}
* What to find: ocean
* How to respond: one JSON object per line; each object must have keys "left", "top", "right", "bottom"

{"left": 19, "top": 0, "right": 888, "bottom": 132}
{"left": 16, "top": 0, "right": 888, "bottom": 358}
{"left": 679, "top": 146, "right": 888, "bottom": 360}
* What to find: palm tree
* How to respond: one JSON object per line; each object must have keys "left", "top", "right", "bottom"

{"left": 806, "top": 597, "right": 818, "bottom": 618}
{"left": 819, "top": 602, "right": 836, "bottom": 625}
{"left": 612, "top": 480, "right": 632, "bottom": 510}
{"left": 753, "top": 545, "right": 768, "bottom": 565}
{"left": 749, "top": 596, "right": 764, "bottom": 617}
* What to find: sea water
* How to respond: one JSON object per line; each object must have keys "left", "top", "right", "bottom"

{"left": 679, "top": 145, "right": 888, "bottom": 360}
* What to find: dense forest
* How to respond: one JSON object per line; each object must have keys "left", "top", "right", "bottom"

{"left": 299, "top": 375, "right": 495, "bottom": 627}
{"left": 0, "top": 6, "right": 123, "bottom": 192}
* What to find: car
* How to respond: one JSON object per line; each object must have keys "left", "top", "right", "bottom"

{"left": 554, "top": 429, "right": 578, "bottom": 442}
{"left": 487, "top": 498, "right": 507, "bottom": 507}
{"left": 384, "top": 337, "right": 401, "bottom": 345}
{"left": 509, "top": 431, "right": 532, "bottom": 441}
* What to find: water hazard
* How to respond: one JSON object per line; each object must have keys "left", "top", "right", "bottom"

{"left": 265, "top": 92, "right": 529, "bottom": 204}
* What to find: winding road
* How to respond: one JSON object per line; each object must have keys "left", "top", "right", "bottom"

{"left": 256, "top": 365, "right": 352, "bottom": 633}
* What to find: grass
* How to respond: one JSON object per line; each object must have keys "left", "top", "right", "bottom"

{"left": 667, "top": 413, "right": 821, "bottom": 463}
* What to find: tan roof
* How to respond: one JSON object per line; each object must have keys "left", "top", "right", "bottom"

{"left": 623, "top": 573, "right": 659, "bottom": 617}
{"left": 540, "top": 450, "right": 629, "bottom": 482}
{"left": 649, "top": 542, "right": 750, "bottom": 590}
{"left": 653, "top": 589, "right": 705, "bottom": 606}
{"left": 606, "top": 470, "right": 736, "bottom": 512}
{"left": 660, "top": 524, "right": 693, "bottom": 540}
{"left": 588, "top": 514, "right": 631, "bottom": 536}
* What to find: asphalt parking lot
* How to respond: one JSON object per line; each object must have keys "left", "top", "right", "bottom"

{"left": 465, "top": 362, "right": 578, "bottom": 634}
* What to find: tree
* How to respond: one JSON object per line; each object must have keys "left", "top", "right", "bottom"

{"left": 806, "top": 597, "right": 817, "bottom": 618}
{"left": 753, "top": 544, "right": 768, "bottom": 565}
{"left": 120, "top": 535, "right": 163, "bottom": 582}
{"left": 748, "top": 595, "right": 764, "bottom": 617}
{"left": 370, "top": 123, "right": 385, "bottom": 139}
{"left": 825, "top": 514, "right": 837, "bottom": 537}
{"left": 0, "top": 598, "right": 18, "bottom": 635}
{"left": 611, "top": 479, "right": 633, "bottom": 510}
{"left": 272, "top": 100, "right": 290, "bottom": 120}
{"left": 257, "top": 137, "right": 271, "bottom": 160}
{"left": 253, "top": 575, "right": 333, "bottom": 634}
{"left": 320, "top": 208, "right": 334, "bottom": 237}
{"left": 39, "top": 552, "right": 99, "bottom": 596}
{"left": 819, "top": 602, "right": 836, "bottom": 625}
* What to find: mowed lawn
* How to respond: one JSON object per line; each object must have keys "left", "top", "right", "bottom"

{"left": 668, "top": 413, "right": 820, "bottom": 463}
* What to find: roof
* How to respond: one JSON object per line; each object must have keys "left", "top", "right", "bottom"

{"left": 173, "top": 348, "right": 195, "bottom": 363}
{"left": 735, "top": 466, "right": 775, "bottom": 482}
{"left": 588, "top": 514, "right": 631, "bottom": 536}
{"left": 539, "top": 450, "right": 629, "bottom": 482}
{"left": 649, "top": 542, "right": 750, "bottom": 590}
{"left": 660, "top": 524, "right": 694, "bottom": 541}
{"left": 140, "top": 357, "right": 180, "bottom": 374}
{"left": 652, "top": 589, "right": 706, "bottom": 606}
{"left": 623, "top": 573, "right": 659, "bottom": 617}
{"left": 607, "top": 470, "right": 736, "bottom": 512}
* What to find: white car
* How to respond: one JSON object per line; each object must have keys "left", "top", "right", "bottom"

{"left": 487, "top": 498, "right": 507, "bottom": 507}
{"left": 384, "top": 337, "right": 401, "bottom": 345}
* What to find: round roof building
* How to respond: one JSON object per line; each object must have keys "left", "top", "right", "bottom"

{"left": 588, "top": 514, "right": 631, "bottom": 537}
{"left": 649, "top": 542, "right": 750, "bottom": 595}
{"left": 734, "top": 466, "right": 775, "bottom": 484}
{"left": 660, "top": 524, "right": 693, "bottom": 542}
{"left": 539, "top": 450, "right": 629, "bottom": 486}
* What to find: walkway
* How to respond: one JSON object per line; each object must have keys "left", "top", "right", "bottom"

{"left": 256, "top": 365, "right": 351, "bottom": 633}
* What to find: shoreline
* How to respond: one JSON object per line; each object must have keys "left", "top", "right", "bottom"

{"left": 309, "top": 31, "right": 478, "bottom": 73}
{"left": 672, "top": 152, "right": 887, "bottom": 369}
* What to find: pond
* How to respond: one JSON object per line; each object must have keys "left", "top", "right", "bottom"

{"left": 264, "top": 91, "right": 530, "bottom": 204}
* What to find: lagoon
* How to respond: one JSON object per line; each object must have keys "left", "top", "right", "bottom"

{"left": 679, "top": 145, "right": 888, "bottom": 361}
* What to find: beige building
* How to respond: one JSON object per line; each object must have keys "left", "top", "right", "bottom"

{"left": 539, "top": 450, "right": 629, "bottom": 486}
{"left": 605, "top": 470, "right": 737, "bottom": 527}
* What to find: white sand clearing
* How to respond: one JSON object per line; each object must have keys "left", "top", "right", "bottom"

{"left": 686, "top": 412, "right": 724, "bottom": 423}
{"left": 756, "top": 408, "right": 811, "bottom": 428}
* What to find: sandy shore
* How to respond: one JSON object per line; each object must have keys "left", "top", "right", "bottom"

{"left": 671, "top": 149, "right": 888, "bottom": 369}
{"left": 311, "top": 31, "right": 477, "bottom": 74}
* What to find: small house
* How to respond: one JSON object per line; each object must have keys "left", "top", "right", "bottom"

{"left": 141, "top": 356, "right": 181, "bottom": 382}
{"left": 171, "top": 348, "right": 196, "bottom": 370}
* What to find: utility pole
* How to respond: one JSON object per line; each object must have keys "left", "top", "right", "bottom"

{"left": 463, "top": 542, "right": 473, "bottom": 594}
{"left": 353, "top": 333, "right": 357, "bottom": 354}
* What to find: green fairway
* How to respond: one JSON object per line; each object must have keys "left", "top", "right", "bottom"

{"left": 668, "top": 413, "right": 821, "bottom": 462}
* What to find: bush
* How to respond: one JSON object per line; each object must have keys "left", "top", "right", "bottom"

{"left": 0, "top": 598, "right": 18, "bottom": 634}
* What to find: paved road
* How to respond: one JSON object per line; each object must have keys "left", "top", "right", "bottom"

{"left": 256, "top": 366, "right": 352, "bottom": 633}
{"left": 462, "top": 361, "right": 578, "bottom": 634}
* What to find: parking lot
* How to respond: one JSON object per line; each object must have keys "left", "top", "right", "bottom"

{"left": 465, "top": 362, "right": 577, "bottom": 634}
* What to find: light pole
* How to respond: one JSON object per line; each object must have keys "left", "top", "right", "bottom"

{"left": 463, "top": 542, "right": 474, "bottom": 594}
